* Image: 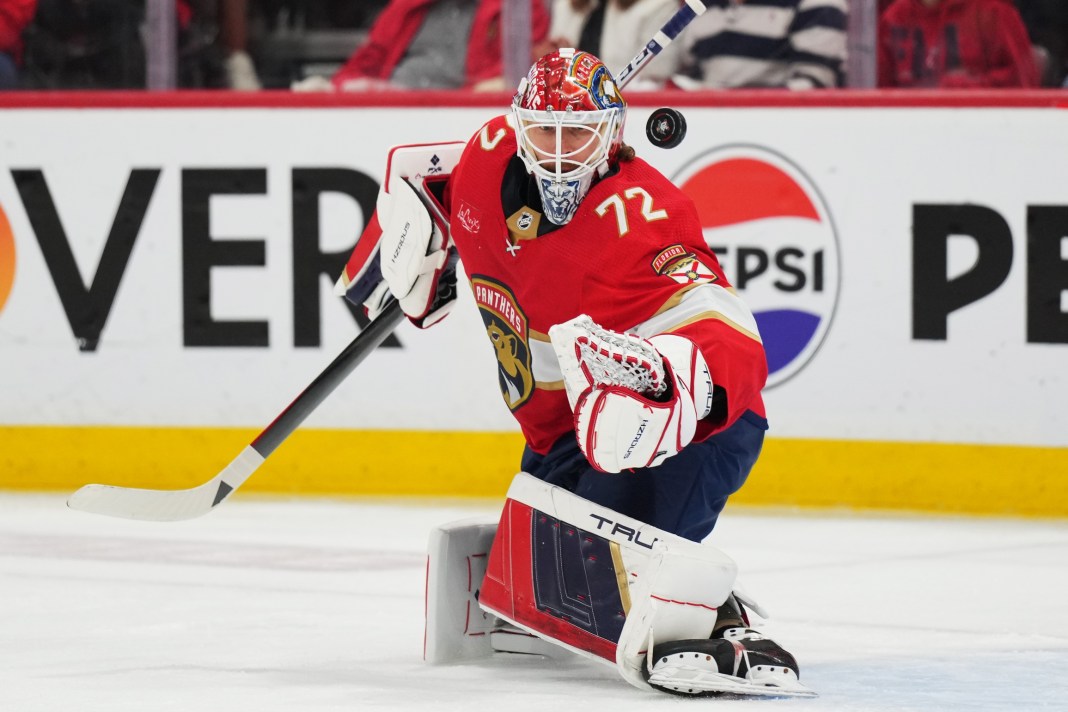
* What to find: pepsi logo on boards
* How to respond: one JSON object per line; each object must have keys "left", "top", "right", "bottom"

{"left": 674, "top": 146, "right": 840, "bottom": 388}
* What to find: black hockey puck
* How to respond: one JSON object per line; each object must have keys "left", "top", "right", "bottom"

{"left": 646, "top": 107, "right": 687, "bottom": 149}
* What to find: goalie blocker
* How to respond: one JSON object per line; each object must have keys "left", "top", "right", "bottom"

{"left": 334, "top": 141, "right": 464, "bottom": 327}
{"left": 425, "top": 474, "right": 815, "bottom": 697}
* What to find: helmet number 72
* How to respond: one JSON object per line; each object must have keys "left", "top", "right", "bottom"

{"left": 595, "top": 187, "right": 668, "bottom": 237}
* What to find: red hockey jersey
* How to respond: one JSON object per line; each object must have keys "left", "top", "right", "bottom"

{"left": 446, "top": 115, "right": 768, "bottom": 455}
{"left": 0, "top": 0, "right": 36, "bottom": 59}
{"left": 878, "top": 0, "right": 1039, "bottom": 88}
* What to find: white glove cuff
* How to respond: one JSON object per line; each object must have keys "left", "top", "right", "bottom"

{"left": 378, "top": 176, "right": 448, "bottom": 321}
{"left": 648, "top": 334, "right": 714, "bottom": 420}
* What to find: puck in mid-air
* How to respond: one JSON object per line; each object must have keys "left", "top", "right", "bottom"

{"left": 646, "top": 107, "right": 687, "bottom": 149}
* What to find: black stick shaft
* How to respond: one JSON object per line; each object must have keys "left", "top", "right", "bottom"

{"left": 250, "top": 299, "right": 405, "bottom": 457}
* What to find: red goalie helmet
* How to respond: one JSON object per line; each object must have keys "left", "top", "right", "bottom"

{"left": 512, "top": 49, "right": 627, "bottom": 225}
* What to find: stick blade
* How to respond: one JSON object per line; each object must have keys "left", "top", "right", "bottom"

{"left": 67, "top": 481, "right": 225, "bottom": 521}
{"left": 66, "top": 446, "right": 265, "bottom": 522}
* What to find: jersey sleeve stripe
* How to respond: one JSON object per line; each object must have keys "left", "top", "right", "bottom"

{"left": 634, "top": 283, "right": 762, "bottom": 343}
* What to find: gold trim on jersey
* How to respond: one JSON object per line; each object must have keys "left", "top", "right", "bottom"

{"left": 652, "top": 284, "right": 761, "bottom": 342}
{"left": 655, "top": 282, "right": 704, "bottom": 312}
{"left": 662, "top": 310, "right": 761, "bottom": 342}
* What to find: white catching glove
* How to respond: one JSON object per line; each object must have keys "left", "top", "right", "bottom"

{"left": 377, "top": 172, "right": 454, "bottom": 327}
{"left": 548, "top": 315, "right": 714, "bottom": 474}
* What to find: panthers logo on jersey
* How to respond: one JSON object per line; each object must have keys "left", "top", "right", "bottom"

{"left": 470, "top": 276, "right": 534, "bottom": 411}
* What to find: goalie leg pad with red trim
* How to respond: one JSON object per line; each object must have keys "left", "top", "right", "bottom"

{"left": 477, "top": 473, "right": 738, "bottom": 690}
{"left": 424, "top": 517, "right": 568, "bottom": 663}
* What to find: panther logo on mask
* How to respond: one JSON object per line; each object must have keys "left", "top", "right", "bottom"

{"left": 540, "top": 177, "right": 582, "bottom": 225}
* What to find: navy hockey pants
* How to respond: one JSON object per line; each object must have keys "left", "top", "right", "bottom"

{"left": 520, "top": 410, "right": 768, "bottom": 542}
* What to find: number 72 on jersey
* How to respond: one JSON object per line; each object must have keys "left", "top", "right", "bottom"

{"left": 595, "top": 187, "right": 668, "bottom": 237}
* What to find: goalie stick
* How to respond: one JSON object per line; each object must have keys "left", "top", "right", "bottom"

{"left": 67, "top": 11, "right": 707, "bottom": 522}
{"left": 614, "top": 0, "right": 710, "bottom": 89}
{"left": 67, "top": 299, "right": 405, "bottom": 521}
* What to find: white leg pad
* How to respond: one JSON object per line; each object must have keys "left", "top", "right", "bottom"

{"left": 424, "top": 517, "right": 500, "bottom": 663}
{"left": 615, "top": 540, "right": 737, "bottom": 690}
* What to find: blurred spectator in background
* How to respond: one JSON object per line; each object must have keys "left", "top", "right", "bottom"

{"left": 878, "top": 0, "right": 1039, "bottom": 88}
{"left": 0, "top": 0, "right": 37, "bottom": 88}
{"left": 21, "top": 0, "right": 148, "bottom": 88}
{"left": 238, "top": 0, "right": 390, "bottom": 89}
{"left": 294, "top": 0, "right": 548, "bottom": 92}
{"left": 671, "top": 0, "right": 848, "bottom": 90}
{"left": 219, "top": 0, "right": 260, "bottom": 89}
{"left": 1013, "top": 0, "right": 1068, "bottom": 86}
{"left": 536, "top": 0, "right": 682, "bottom": 88}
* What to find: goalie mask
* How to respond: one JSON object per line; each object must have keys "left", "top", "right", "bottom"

{"left": 512, "top": 49, "right": 627, "bottom": 226}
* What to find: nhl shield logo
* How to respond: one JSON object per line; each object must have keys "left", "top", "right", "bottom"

{"left": 674, "top": 146, "right": 841, "bottom": 388}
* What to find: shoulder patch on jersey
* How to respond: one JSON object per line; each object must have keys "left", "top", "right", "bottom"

{"left": 652, "top": 244, "right": 719, "bottom": 285}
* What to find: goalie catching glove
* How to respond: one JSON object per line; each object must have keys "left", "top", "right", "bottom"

{"left": 548, "top": 315, "right": 714, "bottom": 473}
{"left": 376, "top": 168, "right": 455, "bottom": 327}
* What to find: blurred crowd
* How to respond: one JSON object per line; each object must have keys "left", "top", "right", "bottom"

{"left": 0, "top": 0, "right": 1064, "bottom": 91}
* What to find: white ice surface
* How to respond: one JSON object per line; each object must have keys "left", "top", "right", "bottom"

{"left": 2, "top": 493, "right": 1067, "bottom": 712}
